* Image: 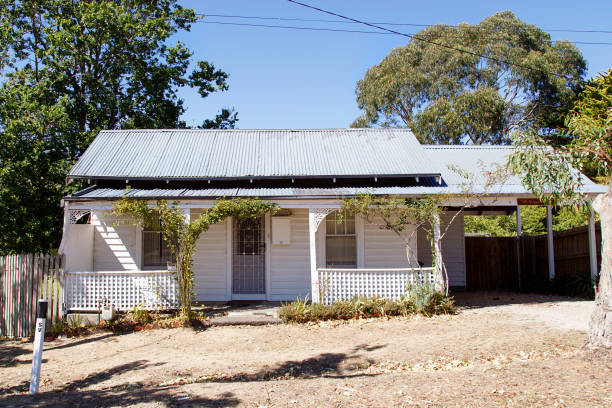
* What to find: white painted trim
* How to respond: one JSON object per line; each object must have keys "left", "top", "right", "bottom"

{"left": 318, "top": 267, "right": 435, "bottom": 273}
{"left": 546, "top": 205, "right": 555, "bottom": 280}
{"left": 433, "top": 211, "right": 442, "bottom": 280}
{"left": 356, "top": 215, "right": 365, "bottom": 268}
{"left": 265, "top": 213, "right": 272, "bottom": 300}
{"left": 65, "top": 270, "right": 174, "bottom": 275}
{"left": 308, "top": 209, "right": 319, "bottom": 303}
{"left": 226, "top": 217, "right": 232, "bottom": 300}
{"left": 588, "top": 208, "right": 598, "bottom": 281}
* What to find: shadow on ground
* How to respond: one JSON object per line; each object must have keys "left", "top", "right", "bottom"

{"left": 2, "top": 387, "right": 239, "bottom": 407}
{"left": 1, "top": 344, "right": 387, "bottom": 405}
{"left": 205, "top": 343, "right": 386, "bottom": 382}
{"left": 1, "top": 359, "right": 240, "bottom": 407}
{"left": 452, "top": 291, "right": 585, "bottom": 309}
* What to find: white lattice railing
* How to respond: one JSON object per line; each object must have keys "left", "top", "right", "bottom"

{"left": 317, "top": 267, "right": 441, "bottom": 305}
{"left": 65, "top": 271, "right": 179, "bottom": 311}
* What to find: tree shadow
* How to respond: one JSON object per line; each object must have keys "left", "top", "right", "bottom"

{"left": 453, "top": 290, "right": 587, "bottom": 309}
{"left": 2, "top": 386, "right": 239, "bottom": 407}
{"left": 207, "top": 343, "right": 386, "bottom": 382}
{"left": 2, "top": 359, "right": 240, "bottom": 407}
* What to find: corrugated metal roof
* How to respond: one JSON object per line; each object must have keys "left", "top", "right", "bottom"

{"left": 68, "top": 129, "right": 440, "bottom": 180}
{"left": 423, "top": 145, "right": 605, "bottom": 194}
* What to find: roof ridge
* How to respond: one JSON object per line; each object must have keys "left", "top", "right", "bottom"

{"left": 424, "top": 145, "right": 515, "bottom": 149}
{"left": 98, "top": 128, "right": 416, "bottom": 133}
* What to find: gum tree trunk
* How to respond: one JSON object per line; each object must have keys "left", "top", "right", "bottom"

{"left": 588, "top": 180, "right": 612, "bottom": 349}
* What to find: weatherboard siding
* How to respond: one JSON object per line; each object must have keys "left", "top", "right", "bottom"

{"left": 363, "top": 221, "right": 414, "bottom": 268}
{"left": 191, "top": 210, "right": 228, "bottom": 301}
{"left": 269, "top": 209, "right": 311, "bottom": 300}
{"left": 415, "top": 213, "right": 466, "bottom": 287}
{"left": 441, "top": 213, "right": 466, "bottom": 287}
{"left": 92, "top": 212, "right": 140, "bottom": 271}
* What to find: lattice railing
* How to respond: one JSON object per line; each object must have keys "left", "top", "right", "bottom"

{"left": 317, "top": 267, "right": 440, "bottom": 305}
{"left": 65, "top": 271, "right": 179, "bottom": 311}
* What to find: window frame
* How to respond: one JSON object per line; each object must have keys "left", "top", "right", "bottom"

{"left": 325, "top": 211, "right": 357, "bottom": 268}
{"left": 141, "top": 214, "right": 173, "bottom": 270}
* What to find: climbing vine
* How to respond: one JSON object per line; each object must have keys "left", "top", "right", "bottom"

{"left": 113, "top": 197, "right": 278, "bottom": 316}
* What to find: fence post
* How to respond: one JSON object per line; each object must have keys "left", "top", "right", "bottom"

{"left": 546, "top": 205, "right": 555, "bottom": 280}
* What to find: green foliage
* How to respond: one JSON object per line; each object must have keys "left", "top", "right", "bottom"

{"left": 113, "top": 197, "right": 278, "bottom": 315}
{"left": 509, "top": 70, "right": 611, "bottom": 207}
{"left": 279, "top": 292, "right": 455, "bottom": 323}
{"left": 341, "top": 193, "right": 442, "bottom": 268}
{"left": 405, "top": 283, "right": 456, "bottom": 316}
{"left": 464, "top": 205, "right": 594, "bottom": 237}
{"left": 0, "top": 0, "right": 235, "bottom": 254}
{"left": 126, "top": 306, "right": 153, "bottom": 325}
{"left": 353, "top": 11, "right": 586, "bottom": 144}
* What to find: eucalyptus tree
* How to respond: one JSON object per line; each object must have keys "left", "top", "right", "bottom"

{"left": 0, "top": 0, "right": 235, "bottom": 253}
{"left": 509, "top": 69, "right": 612, "bottom": 349}
{"left": 353, "top": 11, "right": 586, "bottom": 145}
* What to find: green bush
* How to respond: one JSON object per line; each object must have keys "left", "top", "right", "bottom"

{"left": 279, "top": 291, "right": 455, "bottom": 323}
{"left": 549, "top": 273, "right": 596, "bottom": 299}
{"left": 404, "top": 284, "right": 456, "bottom": 316}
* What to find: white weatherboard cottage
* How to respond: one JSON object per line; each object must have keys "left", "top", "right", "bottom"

{"left": 59, "top": 129, "right": 605, "bottom": 311}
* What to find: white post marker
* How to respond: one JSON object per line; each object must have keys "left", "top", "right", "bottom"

{"left": 29, "top": 299, "right": 48, "bottom": 395}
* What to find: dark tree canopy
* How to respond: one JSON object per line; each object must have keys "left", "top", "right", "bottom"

{"left": 0, "top": 0, "right": 235, "bottom": 254}
{"left": 353, "top": 11, "right": 586, "bottom": 145}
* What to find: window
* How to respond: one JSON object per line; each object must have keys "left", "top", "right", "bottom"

{"left": 142, "top": 214, "right": 172, "bottom": 268}
{"left": 325, "top": 211, "right": 357, "bottom": 268}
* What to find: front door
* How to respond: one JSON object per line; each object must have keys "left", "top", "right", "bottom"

{"left": 232, "top": 216, "right": 266, "bottom": 298}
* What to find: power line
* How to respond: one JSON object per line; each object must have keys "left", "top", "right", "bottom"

{"left": 285, "top": 0, "right": 585, "bottom": 78}
{"left": 201, "top": 13, "right": 612, "bottom": 34}
{"left": 198, "top": 20, "right": 612, "bottom": 46}
{"left": 200, "top": 20, "right": 396, "bottom": 35}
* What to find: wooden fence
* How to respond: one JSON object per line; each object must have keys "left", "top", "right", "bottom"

{"left": 465, "top": 223, "right": 601, "bottom": 291}
{"left": 0, "top": 254, "right": 63, "bottom": 338}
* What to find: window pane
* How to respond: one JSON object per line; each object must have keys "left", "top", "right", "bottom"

{"left": 326, "top": 236, "right": 357, "bottom": 268}
{"left": 143, "top": 231, "right": 172, "bottom": 267}
{"left": 326, "top": 211, "right": 355, "bottom": 236}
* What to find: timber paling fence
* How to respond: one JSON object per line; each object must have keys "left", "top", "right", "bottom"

{"left": 0, "top": 254, "right": 63, "bottom": 338}
{"left": 465, "top": 223, "right": 602, "bottom": 291}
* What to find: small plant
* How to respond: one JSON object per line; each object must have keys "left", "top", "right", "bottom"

{"left": 279, "top": 291, "right": 456, "bottom": 323}
{"left": 404, "top": 283, "right": 456, "bottom": 316}
{"left": 126, "top": 305, "right": 152, "bottom": 325}
{"left": 67, "top": 314, "right": 84, "bottom": 329}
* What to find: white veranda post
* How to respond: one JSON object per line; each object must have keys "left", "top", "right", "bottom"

{"left": 309, "top": 208, "right": 334, "bottom": 303}
{"left": 588, "top": 207, "right": 598, "bottom": 282}
{"left": 432, "top": 211, "right": 443, "bottom": 287}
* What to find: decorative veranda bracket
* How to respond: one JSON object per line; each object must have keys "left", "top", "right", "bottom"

{"left": 308, "top": 208, "right": 336, "bottom": 231}
{"left": 69, "top": 210, "right": 91, "bottom": 224}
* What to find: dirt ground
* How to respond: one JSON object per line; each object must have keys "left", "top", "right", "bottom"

{"left": 1, "top": 292, "right": 610, "bottom": 407}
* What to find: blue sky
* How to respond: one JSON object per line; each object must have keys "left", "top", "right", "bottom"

{"left": 176, "top": 0, "right": 612, "bottom": 129}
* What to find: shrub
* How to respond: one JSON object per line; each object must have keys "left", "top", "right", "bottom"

{"left": 548, "top": 273, "right": 596, "bottom": 299}
{"left": 404, "top": 284, "right": 456, "bottom": 316}
{"left": 125, "top": 305, "right": 153, "bottom": 325}
{"left": 279, "top": 291, "right": 455, "bottom": 323}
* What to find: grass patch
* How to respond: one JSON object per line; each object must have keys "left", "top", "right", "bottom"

{"left": 279, "top": 285, "right": 456, "bottom": 323}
